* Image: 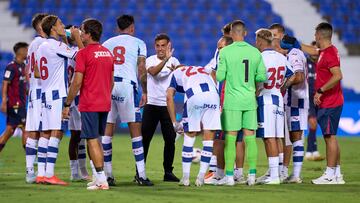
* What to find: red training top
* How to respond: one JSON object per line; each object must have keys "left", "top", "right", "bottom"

{"left": 75, "top": 43, "right": 114, "bottom": 112}
{"left": 315, "top": 45, "right": 343, "bottom": 108}
{"left": 3, "top": 61, "right": 27, "bottom": 107}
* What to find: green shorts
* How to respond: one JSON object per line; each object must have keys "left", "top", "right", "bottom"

{"left": 221, "top": 109, "right": 258, "bottom": 131}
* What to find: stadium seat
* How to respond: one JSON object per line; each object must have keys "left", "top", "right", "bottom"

{"left": 6, "top": 0, "right": 296, "bottom": 65}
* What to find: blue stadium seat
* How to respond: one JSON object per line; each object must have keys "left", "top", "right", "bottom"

{"left": 7, "top": 0, "right": 295, "bottom": 63}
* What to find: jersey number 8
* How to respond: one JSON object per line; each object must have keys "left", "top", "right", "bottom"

{"left": 113, "top": 46, "right": 126, "bottom": 65}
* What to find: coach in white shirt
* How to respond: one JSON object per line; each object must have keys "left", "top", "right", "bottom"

{"left": 141, "top": 33, "right": 180, "bottom": 182}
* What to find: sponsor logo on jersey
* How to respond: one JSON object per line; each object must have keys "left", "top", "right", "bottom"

{"left": 44, "top": 104, "right": 52, "bottom": 109}
{"left": 112, "top": 95, "right": 125, "bottom": 102}
{"left": 94, "top": 51, "right": 112, "bottom": 58}
{"left": 194, "top": 104, "right": 217, "bottom": 110}
{"left": 273, "top": 109, "right": 285, "bottom": 116}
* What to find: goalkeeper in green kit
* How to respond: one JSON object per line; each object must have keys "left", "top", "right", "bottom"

{"left": 216, "top": 20, "right": 267, "bottom": 186}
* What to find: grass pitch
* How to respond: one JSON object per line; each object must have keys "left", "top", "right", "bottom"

{"left": 0, "top": 135, "right": 359, "bottom": 203}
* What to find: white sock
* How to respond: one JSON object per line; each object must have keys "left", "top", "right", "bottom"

{"left": 209, "top": 155, "right": 217, "bottom": 172}
{"left": 102, "top": 135, "right": 113, "bottom": 178}
{"left": 234, "top": 168, "right": 243, "bottom": 178}
{"left": 325, "top": 166, "right": 336, "bottom": 178}
{"left": 25, "top": 137, "right": 38, "bottom": 174}
{"left": 95, "top": 170, "right": 107, "bottom": 183}
{"left": 37, "top": 137, "right": 49, "bottom": 177}
{"left": 45, "top": 137, "right": 60, "bottom": 178}
{"left": 269, "top": 157, "right": 279, "bottom": 179}
{"left": 198, "top": 140, "right": 213, "bottom": 180}
{"left": 182, "top": 134, "right": 196, "bottom": 180}
{"left": 131, "top": 136, "right": 146, "bottom": 179}
{"left": 90, "top": 160, "right": 96, "bottom": 177}
{"left": 292, "top": 140, "right": 304, "bottom": 178}
{"left": 335, "top": 165, "right": 341, "bottom": 177}
{"left": 70, "top": 160, "right": 79, "bottom": 177}
{"left": 78, "top": 139, "right": 88, "bottom": 177}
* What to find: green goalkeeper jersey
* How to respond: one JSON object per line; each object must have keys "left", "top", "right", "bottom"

{"left": 216, "top": 41, "right": 267, "bottom": 111}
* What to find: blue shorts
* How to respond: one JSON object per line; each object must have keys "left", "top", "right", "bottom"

{"left": 317, "top": 105, "right": 342, "bottom": 136}
{"left": 80, "top": 112, "right": 108, "bottom": 139}
{"left": 7, "top": 106, "right": 26, "bottom": 128}
{"left": 215, "top": 130, "right": 243, "bottom": 142}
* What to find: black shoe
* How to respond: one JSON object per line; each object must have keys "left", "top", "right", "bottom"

{"left": 107, "top": 177, "right": 116, "bottom": 186}
{"left": 134, "top": 175, "right": 154, "bottom": 186}
{"left": 163, "top": 172, "right": 180, "bottom": 182}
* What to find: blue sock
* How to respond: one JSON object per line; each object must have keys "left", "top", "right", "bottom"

{"left": 307, "top": 129, "right": 317, "bottom": 152}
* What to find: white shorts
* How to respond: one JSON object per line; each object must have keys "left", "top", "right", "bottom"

{"left": 25, "top": 99, "right": 42, "bottom": 131}
{"left": 107, "top": 82, "right": 141, "bottom": 124}
{"left": 41, "top": 98, "right": 67, "bottom": 131}
{"left": 285, "top": 106, "right": 308, "bottom": 131}
{"left": 69, "top": 105, "right": 81, "bottom": 131}
{"left": 285, "top": 106, "right": 307, "bottom": 146}
{"left": 182, "top": 92, "right": 221, "bottom": 132}
{"left": 256, "top": 104, "right": 284, "bottom": 138}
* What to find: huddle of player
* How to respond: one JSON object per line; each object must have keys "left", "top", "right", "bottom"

{"left": 199, "top": 21, "right": 344, "bottom": 186}
{"left": 17, "top": 11, "right": 344, "bottom": 190}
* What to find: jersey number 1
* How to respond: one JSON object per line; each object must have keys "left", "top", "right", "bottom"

{"left": 243, "top": 59, "right": 249, "bottom": 82}
{"left": 113, "top": 46, "right": 126, "bottom": 65}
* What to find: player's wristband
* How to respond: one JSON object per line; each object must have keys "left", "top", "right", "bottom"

{"left": 64, "top": 102, "right": 71, "bottom": 108}
{"left": 317, "top": 88, "right": 324, "bottom": 94}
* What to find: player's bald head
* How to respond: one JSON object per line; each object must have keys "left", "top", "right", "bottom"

{"left": 230, "top": 20, "right": 247, "bottom": 37}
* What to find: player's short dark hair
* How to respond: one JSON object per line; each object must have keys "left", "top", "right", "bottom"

{"left": 231, "top": 20, "right": 246, "bottom": 30}
{"left": 316, "top": 22, "right": 333, "bottom": 39}
{"left": 41, "top": 15, "right": 59, "bottom": 37}
{"left": 13, "top": 42, "right": 28, "bottom": 53}
{"left": 31, "top": 13, "right": 47, "bottom": 31}
{"left": 82, "top": 18, "right": 103, "bottom": 42}
{"left": 155, "top": 33, "right": 170, "bottom": 43}
{"left": 222, "top": 36, "right": 233, "bottom": 46}
{"left": 117, "top": 15, "right": 134, "bottom": 31}
{"left": 230, "top": 20, "right": 246, "bottom": 36}
{"left": 269, "top": 23, "right": 285, "bottom": 33}
{"left": 222, "top": 23, "right": 232, "bottom": 35}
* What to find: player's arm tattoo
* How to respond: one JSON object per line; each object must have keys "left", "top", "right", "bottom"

{"left": 138, "top": 57, "right": 147, "bottom": 94}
